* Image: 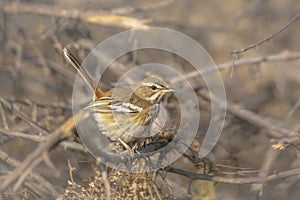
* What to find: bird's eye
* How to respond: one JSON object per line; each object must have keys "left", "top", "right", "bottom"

{"left": 150, "top": 85, "right": 158, "bottom": 90}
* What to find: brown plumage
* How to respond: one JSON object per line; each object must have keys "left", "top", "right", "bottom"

{"left": 64, "top": 48, "right": 173, "bottom": 143}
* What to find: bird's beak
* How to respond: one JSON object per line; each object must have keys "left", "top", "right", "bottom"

{"left": 161, "top": 88, "right": 175, "bottom": 93}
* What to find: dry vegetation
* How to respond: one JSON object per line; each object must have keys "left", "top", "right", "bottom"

{"left": 1, "top": 0, "right": 300, "bottom": 199}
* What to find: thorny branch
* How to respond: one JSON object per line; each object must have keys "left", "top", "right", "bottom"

{"left": 170, "top": 50, "right": 300, "bottom": 83}
{"left": 231, "top": 12, "right": 300, "bottom": 55}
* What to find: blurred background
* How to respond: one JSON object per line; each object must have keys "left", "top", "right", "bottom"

{"left": 0, "top": 0, "right": 300, "bottom": 199}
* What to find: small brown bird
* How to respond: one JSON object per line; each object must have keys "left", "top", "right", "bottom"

{"left": 63, "top": 48, "right": 173, "bottom": 143}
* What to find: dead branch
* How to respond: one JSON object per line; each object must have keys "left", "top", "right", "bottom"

{"left": 0, "top": 149, "right": 59, "bottom": 197}
{"left": 3, "top": 2, "right": 149, "bottom": 29}
{"left": 111, "top": 0, "right": 174, "bottom": 15}
{"left": 0, "top": 128, "right": 86, "bottom": 152}
{"left": 0, "top": 102, "right": 8, "bottom": 129}
{"left": 198, "top": 88, "right": 294, "bottom": 138}
{"left": 13, "top": 155, "right": 44, "bottom": 192}
{"left": 167, "top": 166, "right": 300, "bottom": 184}
{"left": 217, "top": 51, "right": 300, "bottom": 72}
{"left": 0, "top": 110, "right": 86, "bottom": 192}
{"left": 170, "top": 51, "right": 300, "bottom": 83}
{"left": 0, "top": 97, "right": 49, "bottom": 135}
{"left": 248, "top": 145, "right": 280, "bottom": 199}
{"left": 231, "top": 12, "right": 300, "bottom": 55}
{"left": 98, "top": 162, "right": 112, "bottom": 200}
{"left": 8, "top": 98, "right": 71, "bottom": 110}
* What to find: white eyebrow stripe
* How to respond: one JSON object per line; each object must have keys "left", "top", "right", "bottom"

{"left": 142, "top": 82, "right": 162, "bottom": 88}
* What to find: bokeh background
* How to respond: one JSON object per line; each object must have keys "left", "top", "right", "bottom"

{"left": 1, "top": 0, "right": 300, "bottom": 199}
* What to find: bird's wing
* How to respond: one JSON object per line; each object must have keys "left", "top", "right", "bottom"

{"left": 85, "top": 97, "right": 143, "bottom": 114}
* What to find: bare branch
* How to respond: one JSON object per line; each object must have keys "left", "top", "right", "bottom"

{"left": 98, "top": 162, "right": 111, "bottom": 200}
{"left": 249, "top": 145, "right": 280, "bottom": 198}
{"left": 0, "top": 97, "right": 49, "bottom": 135}
{"left": 231, "top": 13, "right": 300, "bottom": 55}
{"left": 170, "top": 51, "right": 300, "bottom": 84}
{"left": 198, "top": 89, "right": 294, "bottom": 138}
{"left": 3, "top": 2, "right": 149, "bottom": 29}
{"left": 0, "top": 110, "right": 86, "bottom": 192}
{"left": 0, "top": 149, "right": 59, "bottom": 197}
{"left": 0, "top": 102, "right": 8, "bottom": 129}
{"left": 111, "top": 0, "right": 174, "bottom": 15}
{"left": 167, "top": 166, "right": 300, "bottom": 184}
{"left": 0, "top": 128, "right": 85, "bottom": 152}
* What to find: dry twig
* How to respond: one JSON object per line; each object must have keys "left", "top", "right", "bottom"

{"left": 0, "top": 102, "right": 8, "bottom": 129}
{"left": 231, "top": 12, "right": 300, "bottom": 55}
{"left": 170, "top": 51, "right": 300, "bottom": 83}
{"left": 248, "top": 145, "right": 280, "bottom": 199}
{"left": 167, "top": 166, "right": 300, "bottom": 184}
{"left": 0, "top": 149, "right": 59, "bottom": 197}
{"left": 0, "top": 128, "right": 86, "bottom": 152}
{"left": 111, "top": 0, "right": 174, "bottom": 15}
{"left": 0, "top": 98, "right": 48, "bottom": 135}
{"left": 0, "top": 110, "right": 86, "bottom": 192}
{"left": 3, "top": 2, "right": 150, "bottom": 29}
{"left": 198, "top": 89, "right": 294, "bottom": 138}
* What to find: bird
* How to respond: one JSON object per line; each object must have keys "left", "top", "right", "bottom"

{"left": 63, "top": 47, "right": 174, "bottom": 144}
